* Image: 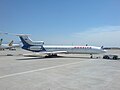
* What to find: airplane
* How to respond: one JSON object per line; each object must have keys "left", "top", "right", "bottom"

{"left": 16, "top": 34, "right": 106, "bottom": 58}
{"left": 0, "top": 39, "right": 10, "bottom": 50}
{"left": 0, "top": 39, "right": 20, "bottom": 50}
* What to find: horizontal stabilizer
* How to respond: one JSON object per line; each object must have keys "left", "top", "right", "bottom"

{"left": 16, "top": 34, "right": 31, "bottom": 36}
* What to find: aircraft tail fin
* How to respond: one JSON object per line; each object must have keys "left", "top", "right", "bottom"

{"left": 101, "top": 46, "right": 104, "bottom": 49}
{"left": 16, "top": 34, "right": 45, "bottom": 52}
{"left": 0, "top": 39, "right": 3, "bottom": 45}
{"left": 8, "top": 40, "right": 14, "bottom": 46}
{"left": 16, "top": 34, "right": 33, "bottom": 46}
{"left": 16, "top": 34, "right": 44, "bottom": 47}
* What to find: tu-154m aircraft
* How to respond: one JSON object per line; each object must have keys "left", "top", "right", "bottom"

{"left": 16, "top": 34, "right": 106, "bottom": 58}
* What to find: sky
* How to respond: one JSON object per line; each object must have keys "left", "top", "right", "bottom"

{"left": 0, "top": 0, "right": 120, "bottom": 47}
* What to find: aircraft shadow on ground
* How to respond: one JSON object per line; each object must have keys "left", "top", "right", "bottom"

{"left": 16, "top": 57, "right": 45, "bottom": 60}
{"left": 57, "top": 56, "right": 92, "bottom": 59}
{"left": 16, "top": 56, "right": 62, "bottom": 60}
{"left": 16, "top": 56, "right": 93, "bottom": 60}
{"left": 16, "top": 56, "right": 120, "bottom": 60}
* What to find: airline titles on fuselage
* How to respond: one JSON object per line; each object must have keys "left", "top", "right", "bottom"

{"left": 74, "top": 46, "right": 92, "bottom": 49}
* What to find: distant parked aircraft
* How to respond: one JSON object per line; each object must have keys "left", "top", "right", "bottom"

{"left": 0, "top": 39, "right": 20, "bottom": 50}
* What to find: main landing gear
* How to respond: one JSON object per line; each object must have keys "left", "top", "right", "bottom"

{"left": 45, "top": 54, "right": 58, "bottom": 58}
{"left": 90, "top": 54, "right": 93, "bottom": 58}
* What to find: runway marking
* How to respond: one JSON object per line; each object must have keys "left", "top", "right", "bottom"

{"left": 0, "top": 61, "right": 81, "bottom": 79}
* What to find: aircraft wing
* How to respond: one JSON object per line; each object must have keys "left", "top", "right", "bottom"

{"left": 40, "top": 51, "right": 67, "bottom": 54}
{"left": 23, "top": 51, "right": 67, "bottom": 57}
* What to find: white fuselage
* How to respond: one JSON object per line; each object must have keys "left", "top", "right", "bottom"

{"left": 0, "top": 44, "right": 20, "bottom": 49}
{"left": 0, "top": 44, "right": 9, "bottom": 49}
{"left": 30, "top": 45, "right": 106, "bottom": 54}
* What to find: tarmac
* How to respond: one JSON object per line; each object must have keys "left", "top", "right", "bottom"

{"left": 0, "top": 48, "right": 120, "bottom": 90}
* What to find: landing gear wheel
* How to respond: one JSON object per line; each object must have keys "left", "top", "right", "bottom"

{"left": 90, "top": 54, "right": 93, "bottom": 58}
{"left": 90, "top": 56, "right": 93, "bottom": 58}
